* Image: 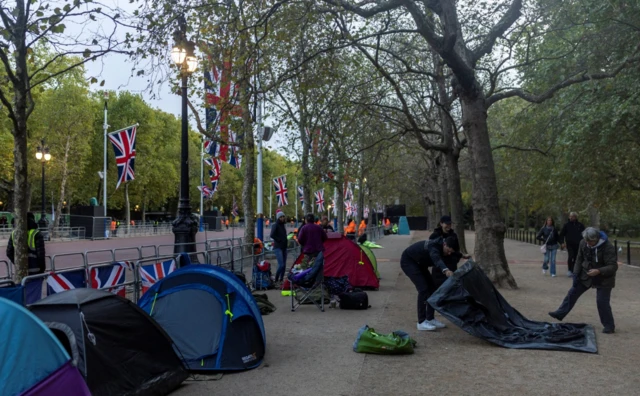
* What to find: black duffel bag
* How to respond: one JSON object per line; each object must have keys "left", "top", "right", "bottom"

{"left": 339, "top": 291, "right": 370, "bottom": 310}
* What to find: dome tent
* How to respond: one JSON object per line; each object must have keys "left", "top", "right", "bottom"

{"left": 138, "top": 264, "right": 266, "bottom": 371}
{"left": 0, "top": 297, "right": 90, "bottom": 396}
{"left": 29, "top": 288, "right": 188, "bottom": 396}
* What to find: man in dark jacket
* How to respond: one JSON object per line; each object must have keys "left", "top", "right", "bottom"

{"left": 400, "top": 236, "right": 461, "bottom": 331}
{"left": 270, "top": 210, "right": 288, "bottom": 283}
{"left": 298, "top": 213, "right": 328, "bottom": 269}
{"left": 560, "top": 212, "right": 586, "bottom": 277}
{"left": 6, "top": 212, "right": 46, "bottom": 275}
{"left": 429, "top": 215, "right": 456, "bottom": 240}
{"left": 549, "top": 227, "right": 618, "bottom": 333}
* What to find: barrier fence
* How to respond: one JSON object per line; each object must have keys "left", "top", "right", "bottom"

{"left": 505, "top": 228, "right": 640, "bottom": 266}
{"left": 1, "top": 226, "right": 388, "bottom": 305}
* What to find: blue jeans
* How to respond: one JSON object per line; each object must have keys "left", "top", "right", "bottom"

{"left": 555, "top": 283, "right": 615, "bottom": 330}
{"left": 274, "top": 248, "right": 287, "bottom": 282}
{"left": 543, "top": 247, "right": 558, "bottom": 275}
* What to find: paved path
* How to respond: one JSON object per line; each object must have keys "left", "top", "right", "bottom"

{"left": 174, "top": 231, "right": 640, "bottom": 396}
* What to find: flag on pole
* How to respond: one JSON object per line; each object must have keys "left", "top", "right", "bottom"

{"left": 344, "top": 201, "right": 353, "bottom": 218}
{"left": 227, "top": 131, "right": 242, "bottom": 169}
{"left": 297, "top": 186, "right": 304, "bottom": 208}
{"left": 273, "top": 175, "right": 288, "bottom": 207}
{"left": 198, "top": 184, "right": 214, "bottom": 199}
{"left": 108, "top": 125, "right": 137, "bottom": 189}
{"left": 232, "top": 196, "right": 239, "bottom": 217}
{"left": 203, "top": 139, "right": 220, "bottom": 157}
{"left": 344, "top": 182, "right": 353, "bottom": 202}
{"left": 315, "top": 189, "right": 325, "bottom": 212}
{"left": 364, "top": 206, "right": 369, "bottom": 219}
{"left": 207, "top": 157, "right": 222, "bottom": 193}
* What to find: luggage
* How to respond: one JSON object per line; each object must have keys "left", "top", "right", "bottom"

{"left": 339, "top": 291, "right": 369, "bottom": 310}
{"left": 353, "top": 325, "right": 417, "bottom": 355}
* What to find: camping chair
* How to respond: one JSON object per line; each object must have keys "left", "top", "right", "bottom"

{"left": 288, "top": 253, "right": 325, "bottom": 312}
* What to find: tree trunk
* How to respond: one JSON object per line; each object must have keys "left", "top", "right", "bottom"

{"left": 299, "top": 126, "right": 313, "bottom": 215}
{"left": 125, "top": 182, "right": 130, "bottom": 234}
{"left": 513, "top": 200, "right": 520, "bottom": 231}
{"left": 142, "top": 190, "right": 147, "bottom": 223}
{"left": 445, "top": 151, "right": 467, "bottom": 253}
{"left": 461, "top": 94, "right": 517, "bottom": 288}
{"left": 336, "top": 168, "right": 345, "bottom": 233}
{"left": 54, "top": 136, "right": 72, "bottom": 230}
{"left": 240, "top": 54, "right": 255, "bottom": 248}
{"left": 588, "top": 205, "right": 600, "bottom": 228}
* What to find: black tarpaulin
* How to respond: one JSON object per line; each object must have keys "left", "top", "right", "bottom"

{"left": 427, "top": 261, "right": 597, "bottom": 353}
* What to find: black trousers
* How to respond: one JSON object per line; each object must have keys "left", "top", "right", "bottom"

{"left": 400, "top": 256, "right": 436, "bottom": 323}
{"left": 426, "top": 271, "right": 447, "bottom": 321}
{"left": 566, "top": 243, "right": 579, "bottom": 272}
{"left": 555, "top": 283, "right": 615, "bottom": 330}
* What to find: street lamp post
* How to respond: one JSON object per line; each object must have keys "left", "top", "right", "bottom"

{"left": 35, "top": 139, "right": 51, "bottom": 234}
{"left": 171, "top": 18, "right": 199, "bottom": 259}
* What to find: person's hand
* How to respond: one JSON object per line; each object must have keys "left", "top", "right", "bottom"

{"left": 445, "top": 270, "right": 453, "bottom": 277}
{"left": 587, "top": 269, "right": 601, "bottom": 277}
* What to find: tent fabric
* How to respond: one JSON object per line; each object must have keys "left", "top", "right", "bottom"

{"left": 30, "top": 288, "right": 188, "bottom": 396}
{"left": 295, "top": 235, "right": 379, "bottom": 289}
{"left": 428, "top": 261, "right": 598, "bottom": 353}
{"left": 138, "top": 265, "right": 266, "bottom": 371}
{"left": 358, "top": 244, "right": 380, "bottom": 279}
{"left": 0, "top": 298, "right": 85, "bottom": 396}
{"left": 0, "top": 298, "right": 69, "bottom": 395}
{"left": 21, "top": 361, "right": 91, "bottom": 396}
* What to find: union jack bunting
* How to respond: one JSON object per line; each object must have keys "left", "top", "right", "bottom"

{"left": 298, "top": 186, "right": 304, "bottom": 208}
{"left": 46, "top": 269, "right": 86, "bottom": 295}
{"left": 205, "top": 59, "right": 242, "bottom": 162}
{"left": 90, "top": 261, "right": 133, "bottom": 297}
{"left": 198, "top": 184, "right": 214, "bottom": 199}
{"left": 108, "top": 126, "right": 137, "bottom": 189}
{"left": 138, "top": 258, "right": 176, "bottom": 295}
{"left": 315, "top": 189, "right": 325, "bottom": 212}
{"left": 273, "top": 175, "right": 288, "bottom": 207}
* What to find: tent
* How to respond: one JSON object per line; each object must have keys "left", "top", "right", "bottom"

{"left": 138, "top": 265, "right": 266, "bottom": 371}
{"left": 29, "top": 288, "right": 188, "bottom": 396}
{"left": 0, "top": 297, "right": 90, "bottom": 396}
{"left": 358, "top": 244, "right": 380, "bottom": 279}
{"left": 295, "top": 233, "right": 379, "bottom": 289}
{"left": 428, "top": 261, "right": 598, "bottom": 353}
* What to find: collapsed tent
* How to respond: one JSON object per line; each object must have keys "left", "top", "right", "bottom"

{"left": 428, "top": 261, "right": 597, "bottom": 353}
{"left": 294, "top": 233, "right": 379, "bottom": 289}
{"left": 29, "top": 288, "right": 188, "bottom": 395}
{"left": 138, "top": 265, "right": 266, "bottom": 371}
{"left": 0, "top": 297, "right": 90, "bottom": 396}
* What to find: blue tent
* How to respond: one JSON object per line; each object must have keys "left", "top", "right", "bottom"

{"left": 0, "top": 298, "right": 90, "bottom": 396}
{"left": 138, "top": 265, "right": 266, "bottom": 371}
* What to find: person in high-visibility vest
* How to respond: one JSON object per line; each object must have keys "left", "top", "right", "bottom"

{"left": 6, "top": 212, "right": 46, "bottom": 275}
{"left": 225, "top": 219, "right": 229, "bottom": 229}
{"left": 344, "top": 219, "right": 356, "bottom": 240}
{"left": 358, "top": 220, "right": 367, "bottom": 236}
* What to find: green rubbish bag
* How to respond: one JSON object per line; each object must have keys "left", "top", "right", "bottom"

{"left": 353, "top": 325, "right": 417, "bottom": 355}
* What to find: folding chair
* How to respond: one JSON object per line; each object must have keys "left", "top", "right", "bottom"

{"left": 289, "top": 253, "right": 325, "bottom": 312}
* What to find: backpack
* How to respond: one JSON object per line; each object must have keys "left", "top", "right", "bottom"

{"left": 353, "top": 325, "right": 417, "bottom": 355}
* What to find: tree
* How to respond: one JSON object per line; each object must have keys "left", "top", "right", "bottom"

{"left": 0, "top": 0, "right": 124, "bottom": 280}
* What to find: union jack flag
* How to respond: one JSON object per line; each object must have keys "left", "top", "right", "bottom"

{"left": 364, "top": 206, "right": 370, "bottom": 219}
{"left": 273, "top": 175, "right": 288, "bottom": 206}
{"left": 46, "top": 269, "right": 86, "bottom": 295}
{"left": 315, "top": 189, "right": 325, "bottom": 212}
{"left": 204, "top": 139, "right": 220, "bottom": 157}
{"left": 227, "top": 132, "right": 242, "bottom": 169}
{"left": 344, "top": 201, "right": 353, "bottom": 218}
{"left": 138, "top": 258, "right": 176, "bottom": 295}
{"left": 108, "top": 126, "right": 137, "bottom": 189}
{"left": 205, "top": 60, "right": 242, "bottom": 162}
{"left": 344, "top": 183, "right": 353, "bottom": 202}
{"left": 198, "top": 184, "right": 214, "bottom": 199}
{"left": 207, "top": 157, "right": 222, "bottom": 192}
{"left": 232, "top": 195, "right": 239, "bottom": 217}
{"left": 90, "top": 261, "right": 133, "bottom": 297}
{"left": 298, "top": 186, "right": 304, "bottom": 208}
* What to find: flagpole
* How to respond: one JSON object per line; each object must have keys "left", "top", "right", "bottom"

{"left": 295, "top": 179, "right": 298, "bottom": 227}
{"left": 199, "top": 136, "right": 204, "bottom": 232}
{"left": 269, "top": 174, "right": 272, "bottom": 220}
{"left": 103, "top": 92, "right": 108, "bottom": 218}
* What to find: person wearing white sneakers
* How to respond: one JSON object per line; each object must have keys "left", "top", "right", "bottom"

{"left": 400, "top": 236, "right": 466, "bottom": 331}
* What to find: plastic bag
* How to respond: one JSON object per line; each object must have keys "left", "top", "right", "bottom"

{"left": 353, "top": 325, "right": 417, "bottom": 355}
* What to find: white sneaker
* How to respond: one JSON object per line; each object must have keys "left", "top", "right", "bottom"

{"left": 551, "top": 274, "right": 556, "bottom": 278}
{"left": 417, "top": 321, "right": 437, "bottom": 331}
{"left": 542, "top": 269, "right": 547, "bottom": 275}
{"left": 426, "top": 319, "right": 446, "bottom": 329}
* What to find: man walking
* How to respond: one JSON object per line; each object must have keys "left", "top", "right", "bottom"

{"left": 560, "top": 212, "right": 585, "bottom": 277}
{"left": 400, "top": 236, "right": 462, "bottom": 331}
{"left": 549, "top": 227, "right": 618, "bottom": 334}
{"left": 6, "top": 212, "right": 46, "bottom": 275}
{"left": 270, "top": 209, "right": 288, "bottom": 284}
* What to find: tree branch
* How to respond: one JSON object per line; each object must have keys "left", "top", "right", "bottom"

{"left": 471, "top": 0, "right": 523, "bottom": 65}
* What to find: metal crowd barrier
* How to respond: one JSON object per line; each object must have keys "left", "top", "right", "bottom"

{"left": 1, "top": 260, "right": 11, "bottom": 280}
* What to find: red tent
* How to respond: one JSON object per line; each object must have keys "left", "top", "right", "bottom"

{"left": 292, "top": 232, "right": 379, "bottom": 290}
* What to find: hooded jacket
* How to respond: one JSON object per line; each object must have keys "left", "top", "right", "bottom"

{"left": 573, "top": 232, "right": 618, "bottom": 288}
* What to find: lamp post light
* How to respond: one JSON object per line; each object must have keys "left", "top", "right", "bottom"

{"left": 35, "top": 139, "right": 52, "bottom": 233}
{"left": 171, "top": 17, "right": 199, "bottom": 259}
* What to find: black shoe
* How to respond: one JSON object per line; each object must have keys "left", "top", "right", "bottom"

{"left": 603, "top": 328, "right": 615, "bottom": 334}
{"left": 548, "top": 311, "right": 564, "bottom": 321}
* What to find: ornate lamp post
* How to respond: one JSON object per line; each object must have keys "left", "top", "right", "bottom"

{"left": 171, "top": 18, "right": 198, "bottom": 258}
{"left": 35, "top": 139, "right": 51, "bottom": 232}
